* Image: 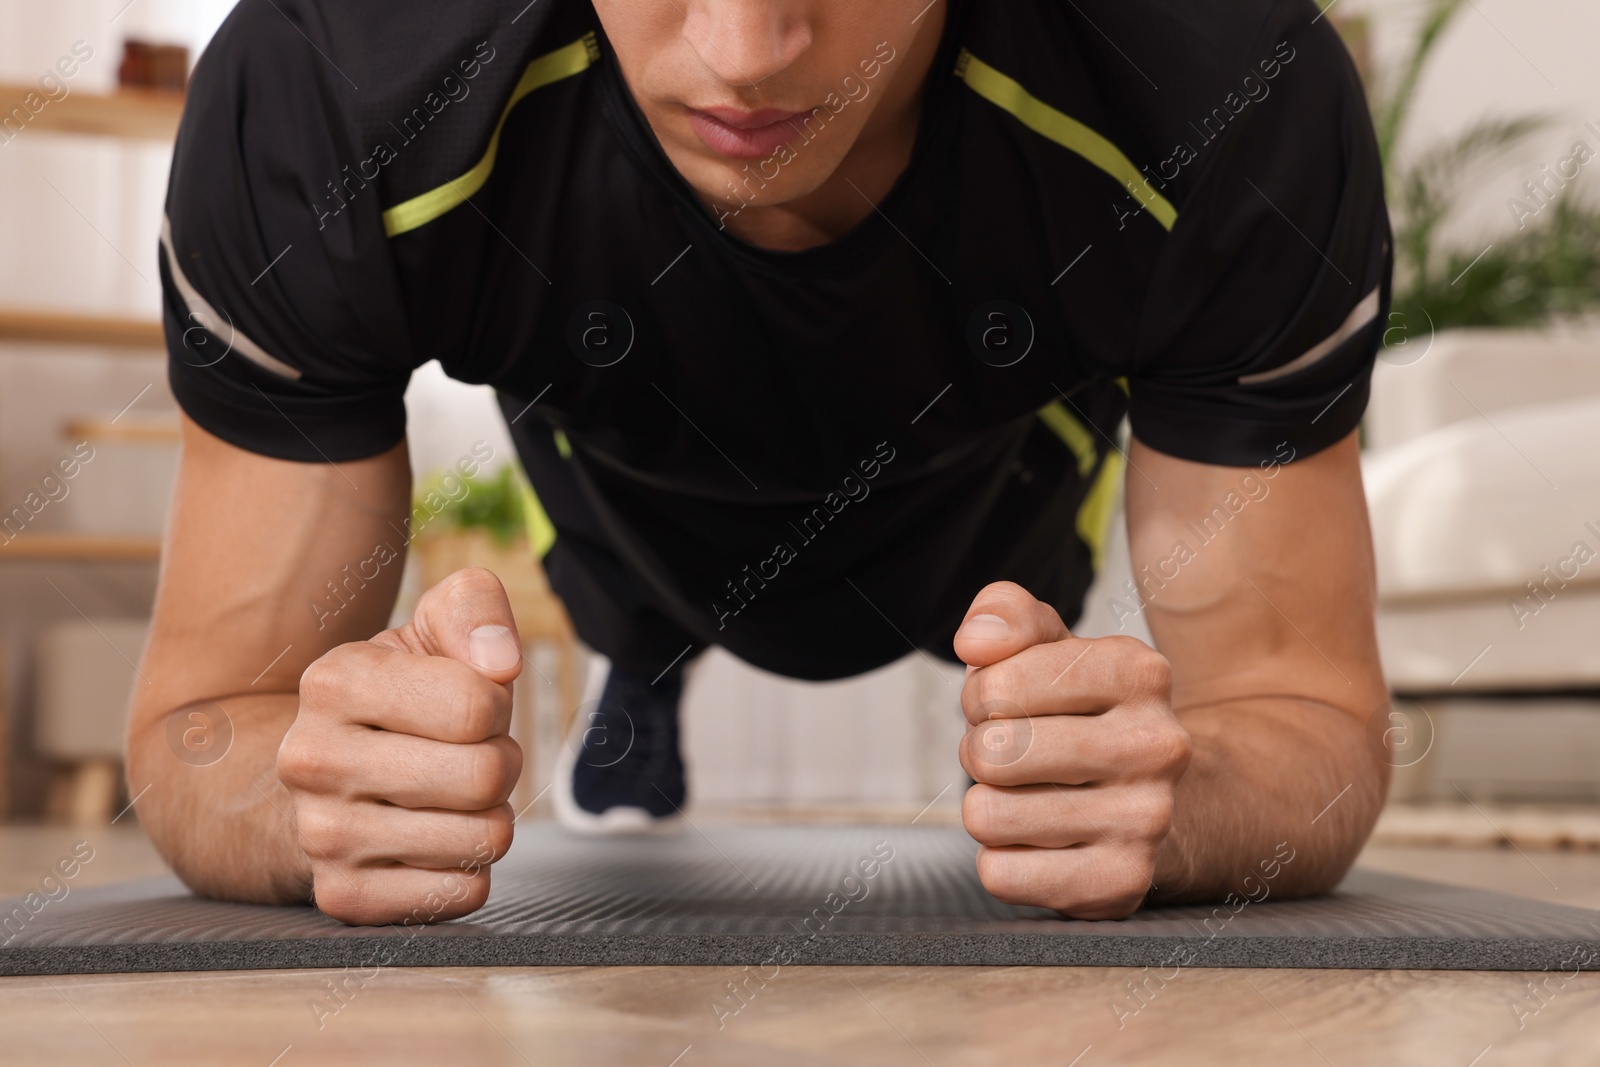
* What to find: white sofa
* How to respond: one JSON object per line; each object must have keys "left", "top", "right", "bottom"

{"left": 1363, "top": 329, "right": 1600, "bottom": 693}
{"left": 1363, "top": 329, "right": 1600, "bottom": 803}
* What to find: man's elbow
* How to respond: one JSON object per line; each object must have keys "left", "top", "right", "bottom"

{"left": 1268, "top": 760, "right": 1390, "bottom": 901}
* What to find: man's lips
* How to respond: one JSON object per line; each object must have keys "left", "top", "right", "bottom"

{"left": 688, "top": 106, "right": 815, "bottom": 160}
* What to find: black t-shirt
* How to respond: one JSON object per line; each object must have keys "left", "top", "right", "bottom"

{"left": 160, "top": 0, "right": 1389, "bottom": 678}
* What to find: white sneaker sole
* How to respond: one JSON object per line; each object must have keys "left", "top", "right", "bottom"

{"left": 551, "top": 713, "right": 688, "bottom": 837}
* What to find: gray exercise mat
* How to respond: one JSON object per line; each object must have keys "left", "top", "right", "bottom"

{"left": 3, "top": 824, "right": 1597, "bottom": 975}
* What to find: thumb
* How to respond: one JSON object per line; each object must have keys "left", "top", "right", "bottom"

{"left": 952, "top": 581, "right": 1069, "bottom": 669}
{"left": 390, "top": 567, "right": 523, "bottom": 683}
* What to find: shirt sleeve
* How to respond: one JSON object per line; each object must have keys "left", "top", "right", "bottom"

{"left": 160, "top": 0, "right": 419, "bottom": 463}
{"left": 1125, "top": 12, "right": 1391, "bottom": 468}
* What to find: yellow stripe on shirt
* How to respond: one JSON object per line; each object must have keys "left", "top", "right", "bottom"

{"left": 955, "top": 49, "right": 1177, "bottom": 232}
{"left": 1038, "top": 399, "right": 1099, "bottom": 477}
{"left": 1077, "top": 449, "right": 1123, "bottom": 572}
{"left": 383, "top": 33, "right": 600, "bottom": 238}
{"left": 1039, "top": 399, "right": 1124, "bottom": 572}
{"left": 519, "top": 479, "right": 557, "bottom": 559}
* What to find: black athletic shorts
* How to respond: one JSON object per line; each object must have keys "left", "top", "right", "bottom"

{"left": 506, "top": 388, "right": 1126, "bottom": 682}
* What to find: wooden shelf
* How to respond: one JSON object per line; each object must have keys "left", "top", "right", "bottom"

{"left": 0, "top": 308, "right": 163, "bottom": 350}
{"left": 0, "top": 534, "right": 161, "bottom": 562}
{"left": 0, "top": 84, "right": 183, "bottom": 142}
{"left": 63, "top": 417, "right": 179, "bottom": 443}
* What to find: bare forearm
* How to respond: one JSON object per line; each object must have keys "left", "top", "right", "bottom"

{"left": 126, "top": 423, "right": 413, "bottom": 904}
{"left": 1150, "top": 698, "right": 1387, "bottom": 906}
{"left": 126, "top": 692, "right": 312, "bottom": 905}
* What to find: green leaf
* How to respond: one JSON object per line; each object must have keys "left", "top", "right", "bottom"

{"left": 1376, "top": 0, "right": 1600, "bottom": 334}
{"left": 413, "top": 464, "right": 528, "bottom": 548}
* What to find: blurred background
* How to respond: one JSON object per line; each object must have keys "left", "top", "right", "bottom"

{"left": 0, "top": 0, "right": 1597, "bottom": 858}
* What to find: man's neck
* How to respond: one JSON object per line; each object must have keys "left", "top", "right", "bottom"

{"left": 707, "top": 5, "right": 948, "bottom": 253}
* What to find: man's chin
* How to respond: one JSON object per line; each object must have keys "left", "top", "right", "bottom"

{"left": 689, "top": 157, "right": 844, "bottom": 211}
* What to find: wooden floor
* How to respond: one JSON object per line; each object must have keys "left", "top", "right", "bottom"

{"left": 2, "top": 824, "right": 1599, "bottom": 1067}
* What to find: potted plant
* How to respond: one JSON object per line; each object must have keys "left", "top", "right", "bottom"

{"left": 411, "top": 464, "right": 571, "bottom": 640}
{"left": 1359, "top": 0, "right": 1600, "bottom": 332}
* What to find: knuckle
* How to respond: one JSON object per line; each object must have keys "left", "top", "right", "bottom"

{"left": 414, "top": 568, "right": 509, "bottom": 636}
{"left": 959, "top": 680, "right": 986, "bottom": 725}
{"left": 1158, "top": 724, "right": 1192, "bottom": 773}
{"left": 440, "top": 567, "right": 505, "bottom": 607}
{"left": 450, "top": 870, "right": 493, "bottom": 914}
{"left": 960, "top": 728, "right": 1014, "bottom": 785}
{"left": 1103, "top": 634, "right": 1148, "bottom": 657}
{"left": 1132, "top": 718, "right": 1191, "bottom": 775}
{"left": 967, "top": 670, "right": 998, "bottom": 711}
{"left": 1127, "top": 787, "right": 1176, "bottom": 840}
{"left": 1076, "top": 885, "right": 1147, "bottom": 920}
{"left": 497, "top": 738, "right": 525, "bottom": 798}
{"left": 298, "top": 643, "right": 371, "bottom": 712}
{"left": 448, "top": 678, "right": 498, "bottom": 741}
{"left": 1060, "top": 855, "right": 1152, "bottom": 920}
{"left": 424, "top": 869, "right": 487, "bottom": 922}
{"left": 971, "top": 662, "right": 1021, "bottom": 710}
{"left": 461, "top": 747, "right": 501, "bottom": 805}
{"left": 1130, "top": 646, "right": 1173, "bottom": 695}
{"left": 1031, "top": 600, "right": 1067, "bottom": 637}
{"left": 1101, "top": 860, "right": 1154, "bottom": 916}
{"left": 974, "top": 847, "right": 1031, "bottom": 904}
{"left": 479, "top": 806, "right": 515, "bottom": 860}
{"left": 297, "top": 655, "right": 340, "bottom": 710}
{"left": 276, "top": 731, "right": 323, "bottom": 789}
{"left": 294, "top": 803, "right": 348, "bottom": 856}
{"left": 975, "top": 580, "right": 1029, "bottom": 609}
{"left": 956, "top": 730, "right": 975, "bottom": 781}
{"left": 310, "top": 870, "right": 371, "bottom": 925}
{"left": 961, "top": 784, "right": 1004, "bottom": 841}
{"left": 462, "top": 739, "right": 520, "bottom": 806}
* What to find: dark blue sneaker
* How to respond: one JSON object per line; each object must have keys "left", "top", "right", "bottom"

{"left": 553, "top": 662, "right": 688, "bottom": 835}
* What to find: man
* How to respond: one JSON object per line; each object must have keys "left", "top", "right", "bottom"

{"left": 129, "top": 0, "right": 1392, "bottom": 926}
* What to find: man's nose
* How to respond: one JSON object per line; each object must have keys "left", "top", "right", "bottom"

{"left": 682, "top": 1, "right": 813, "bottom": 87}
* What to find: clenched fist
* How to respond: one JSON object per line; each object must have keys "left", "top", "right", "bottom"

{"left": 954, "top": 582, "right": 1192, "bottom": 919}
{"left": 277, "top": 568, "right": 524, "bottom": 926}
